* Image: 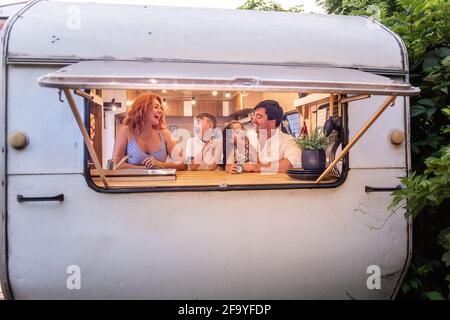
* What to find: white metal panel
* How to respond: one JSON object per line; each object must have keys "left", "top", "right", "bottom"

{"left": 8, "top": 169, "right": 408, "bottom": 299}
{"left": 0, "top": 18, "right": 6, "bottom": 302}
{"left": 0, "top": 2, "right": 26, "bottom": 18}
{"left": 348, "top": 95, "right": 406, "bottom": 169}
{"left": 7, "top": 1, "right": 404, "bottom": 70}
{"left": 7, "top": 65, "right": 84, "bottom": 174}
{"left": 102, "top": 89, "right": 127, "bottom": 168}
{"left": 37, "top": 61, "right": 419, "bottom": 95}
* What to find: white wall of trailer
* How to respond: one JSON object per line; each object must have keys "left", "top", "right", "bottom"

{"left": 101, "top": 90, "right": 126, "bottom": 169}
{"left": 1, "top": 0, "right": 412, "bottom": 300}
{"left": 2, "top": 63, "right": 411, "bottom": 299}
{"left": 7, "top": 1, "right": 405, "bottom": 70}
{"left": 6, "top": 65, "right": 84, "bottom": 175}
{"left": 348, "top": 95, "right": 407, "bottom": 169}
{"left": 7, "top": 171, "right": 408, "bottom": 299}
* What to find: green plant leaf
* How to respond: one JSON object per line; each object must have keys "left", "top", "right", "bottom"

{"left": 423, "top": 58, "right": 440, "bottom": 69}
{"left": 426, "top": 107, "right": 437, "bottom": 117}
{"left": 441, "top": 55, "right": 450, "bottom": 66}
{"left": 442, "top": 108, "right": 450, "bottom": 117}
{"left": 424, "top": 291, "right": 445, "bottom": 300}
{"left": 424, "top": 73, "right": 441, "bottom": 83}
{"left": 401, "top": 282, "right": 411, "bottom": 294}
{"left": 410, "top": 279, "right": 419, "bottom": 289}
{"left": 417, "top": 98, "right": 436, "bottom": 107}
{"left": 442, "top": 251, "right": 450, "bottom": 267}
{"left": 437, "top": 48, "right": 450, "bottom": 58}
{"left": 410, "top": 105, "right": 427, "bottom": 117}
{"left": 296, "top": 127, "right": 331, "bottom": 150}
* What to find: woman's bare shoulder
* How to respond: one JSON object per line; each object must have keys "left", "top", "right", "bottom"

{"left": 118, "top": 125, "right": 132, "bottom": 139}
{"left": 159, "top": 128, "right": 173, "bottom": 141}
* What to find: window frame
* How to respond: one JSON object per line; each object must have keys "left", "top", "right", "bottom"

{"left": 83, "top": 93, "right": 350, "bottom": 194}
{"left": 38, "top": 62, "right": 416, "bottom": 193}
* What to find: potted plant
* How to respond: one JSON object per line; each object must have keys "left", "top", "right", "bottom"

{"left": 296, "top": 127, "right": 331, "bottom": 171}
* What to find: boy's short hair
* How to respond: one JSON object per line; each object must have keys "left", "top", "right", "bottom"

{"left": 254, "top": 100, "right": 284, "bottom": 127}
{"left": 195, "top": 112, "right": 217, "bottom": 128}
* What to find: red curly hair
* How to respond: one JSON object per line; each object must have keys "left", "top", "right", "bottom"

{"left": 124, "top": 93, "right": 166, "bottom": 134}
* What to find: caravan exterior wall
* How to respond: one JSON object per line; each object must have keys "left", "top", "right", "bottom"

{"left": 1, "top": 1, "right": 411, "bottom": 299}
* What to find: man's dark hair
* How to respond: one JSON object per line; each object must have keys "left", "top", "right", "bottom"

{"left": 195, "top": 112, "right": 217, "bottom": 128}
{"left": 254, "top": 100, "right": 284, "bottom": 127}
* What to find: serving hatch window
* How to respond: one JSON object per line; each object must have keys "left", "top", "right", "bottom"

{"left": 37, "top": 61, "right": 419, "bottom": 192}
{"left": 83, "top": 89, "right": 347, "bottom": 190}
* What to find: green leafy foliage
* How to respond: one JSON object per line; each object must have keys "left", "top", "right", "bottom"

{"left": 296, "top": 127, "right": 331, "bottom": 150}
{"left": 238, "top": 0, "right": 304, "bottom": 12}
{"left": 390, "top": 143, "right": 450, "bottom": 218}
{"left": 424, "top": 291, "right": 445, "bottom": 300}
{"left": 389, "top": 106, "right": 449, "bottom": 299}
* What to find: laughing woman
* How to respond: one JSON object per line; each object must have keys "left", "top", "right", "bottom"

{"left": 112, "top": 93, "right": 186, "bottom": 170}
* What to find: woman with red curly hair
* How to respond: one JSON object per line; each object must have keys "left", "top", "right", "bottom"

{"left": 112, "top": 93, "right": 186, "bottom": 170}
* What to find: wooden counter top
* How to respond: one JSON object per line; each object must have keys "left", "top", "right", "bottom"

{"left": 90, "top": 170, "right": 337, "bottom": 188}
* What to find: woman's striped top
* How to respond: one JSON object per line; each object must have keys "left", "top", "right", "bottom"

{"left": 126, "top": 131, "right": 168, "bottom": 165}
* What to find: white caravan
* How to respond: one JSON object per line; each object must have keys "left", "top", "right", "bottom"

{"left": 0, "top": 0, "right": 419, "bottom": 299}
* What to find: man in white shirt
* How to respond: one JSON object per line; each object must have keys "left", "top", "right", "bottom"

{"left": 244, "top": 100, "right": 301, "bottom": 173}
{"left": 185, "top": 112, "right": 222, "bottom": 171}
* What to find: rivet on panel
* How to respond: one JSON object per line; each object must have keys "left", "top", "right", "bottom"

{"left": 389, "top": 129, "right": 405, "bottom": 145}
{"left": 8, "top": 131, "right": 29, "bottom": 150}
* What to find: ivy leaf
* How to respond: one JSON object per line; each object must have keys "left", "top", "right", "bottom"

{"left": 442, "top": 108, "right": 450, "bottom": 117}
{"left": 424, "top": 74, "right": 441, "bottom": 83}
{"left": 437, "top": 48, "right": 450, "bottom": 58}
{"left": 424, "top": 291, "right": 445, "bottom": 300}
{"left": 417, "top": 98, "right": 435, "bottom": 107}
{"left": 423, "top": 58, "right": 440, "bottom": 69}
{"left": 442, "top": 251, "right": 450, "bottom": 267}
{"left": 410, "top": 105, "right": 427, "bottom": 117}
{"left": 441, "top": 56, "right": 450, "bottom": 67}
{"left": 426, "top": 107, "right": 437, "bottom": 117}
{"left": 401, "top": 282, "right": 411, "bottom": 294}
